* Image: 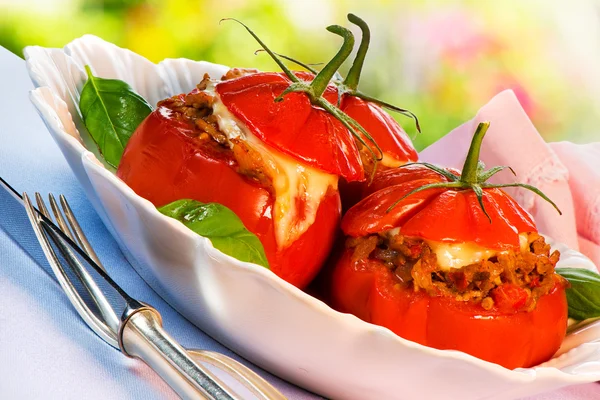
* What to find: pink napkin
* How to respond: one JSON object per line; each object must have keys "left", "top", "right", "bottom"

{"left": 420, "top": 90, "right": 600, "bottom": 268}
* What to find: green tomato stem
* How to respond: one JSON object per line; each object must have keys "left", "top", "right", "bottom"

{"left": 386, "top": 181, "right": 464, "bottom": 213}
{"left": 343, "top": 13, "right": 370, "bottom": 90}
{"left": 460, "top": 121, "right": 490, "bottom": 184}
{"left": 222, "top": 18, "right": 300, "bottom": 83}
{"left": 390, "top": 121, "right": 562, "bottom": 221}
{"left": 225, "top": 17, "right": 386, "bottom": 176}
{"left": 316, "top": 97, "right": 383, "bottom": 161}
{"left": 254, "top": 49, "right": 320, "bottom": 74}
{"left": 352, "top": 91, "right": 421, "bottom": 132}
{"left": 481, "top": 182, "right": 562, "bottom": 215}
{"left": 310, "top": 25, "right": 355, "bottom": 98}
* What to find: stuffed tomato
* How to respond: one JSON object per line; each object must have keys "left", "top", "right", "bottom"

{"left": 117, "top": 68, "right": 359, "bottom": 288}
{"left": 330, "top": 122, "right": 569, "bottom": 369}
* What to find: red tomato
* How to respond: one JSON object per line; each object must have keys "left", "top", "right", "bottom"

{"left": 330, "top": 125, "right": 567, "bottom": 368}
{"left": 117, "top": 107, "right": 341, "bottom": 288}
{"left": 331, "top": 249, "right": 568, "bottom": 369}
{"left": 342, "top": 164, "right": 536, "bottom": 250}
{"left": 217, "top": 71, "right": 418, "bottom": 191}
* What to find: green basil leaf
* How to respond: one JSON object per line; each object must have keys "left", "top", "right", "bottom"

{"left": 79, "top": 65, "right": 152, "bottom": 168}
{"left": 556, "top": 267, "right": 600, "bottom": 320}
{"left": 158, "top": 199, "right": 269, "bottom": 269}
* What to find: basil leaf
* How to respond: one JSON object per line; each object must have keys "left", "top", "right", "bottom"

{"left": 556, "top": 267, "right": 600, "bottom": 320}
{"left": 79, "top": 65, "right": 152, "bottom": 168}
{"left": 158, "top": 199, "right": 269, "bottom": 269}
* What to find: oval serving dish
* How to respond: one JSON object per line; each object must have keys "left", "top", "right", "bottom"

{"left": 24, "top": 35, "right": 600, "bottom": 400}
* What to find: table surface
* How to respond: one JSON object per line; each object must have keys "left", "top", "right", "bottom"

{"left": 0, "top": 45, "right": 597, "bottom": 400}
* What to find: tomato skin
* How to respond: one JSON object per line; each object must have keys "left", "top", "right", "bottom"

{"left": 340, "top": 164, "right": 446, "bottom": 212}
{"left": 363, "top": 165, "right": 460, "bottom": 199}
{"left": 117, "top": 107, "right": 340, "bottom": 288}
{"left": 331, "top": 249, "right": 568, "bottom": 369}
{"left": 341, "top": 178, "right": 448, "bottom": 237}
{"left": 339, "top": 95, "right": 418, "bottom": 164}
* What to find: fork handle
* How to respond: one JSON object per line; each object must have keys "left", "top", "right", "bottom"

{"left": 119, "top": 307, "right": 237, "bottom": 400}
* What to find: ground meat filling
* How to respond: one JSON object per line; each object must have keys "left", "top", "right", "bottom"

{"left": 156, "top": 73, "right": 274, "bottom": 191}
{"left": 346, "top": 231, "right": 564, "bottom": 311}
{"left": 157, "top": 74, "right": 226, "bottom": 143}
{"left": 357, "top": 144, "right": 397, "bottom": 178}
{"left": 221, "top": 67, "right": 260, "bottom": 81}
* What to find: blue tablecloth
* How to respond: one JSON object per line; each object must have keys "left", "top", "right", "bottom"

{"left": 0, "top": 45, "right": 597, "bottom": 399}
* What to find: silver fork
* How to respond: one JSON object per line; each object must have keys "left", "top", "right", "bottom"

{"left": 23, "top": 191, "right": 286, "bottom": 400}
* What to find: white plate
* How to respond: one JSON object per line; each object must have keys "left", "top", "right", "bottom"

{"left": 24, "top": 35, "right": 600, "bottom": 400}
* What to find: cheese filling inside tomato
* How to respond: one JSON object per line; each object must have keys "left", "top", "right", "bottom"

{"left": 387, "top": 228, "right": 529, "bottom": 270}
{"left": 427, "top": 233, "right": 529, "bottom": 270}
{"left": 379, "top": 153, "right": 408, "bottom": 168}
{"left": 206, "top": 82, "right": 338, "bottom": 249}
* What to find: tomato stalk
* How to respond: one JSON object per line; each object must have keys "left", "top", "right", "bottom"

{"left": 254, "top": 49, "right": 346, "bottom": 84}
{"left": 271, "top": 25, "right": 355, "bottom": 102}
{"left": 343, "top": 13, "right": 370, "bottom": 91}
{"left": 311, "top": 25, "right": 355, "bottom": 97}
{"left": 253, "top": 49, "right": 323, "bottom": 74}
{"left": 460, "top": 121, "right": 489, "bottom": 184}
{"left": 341, "top": 14, "right": 420, "bottom": 132}
{"left": 223, "top": 18, "right": 384, "bottom": 168}
{"left": 251, "top": 14, "right": 421, "bottom": 132}
{"left": 386, "top": 121, "right": 562, "bottom": 220}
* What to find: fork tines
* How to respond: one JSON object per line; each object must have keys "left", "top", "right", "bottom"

{"left": 24, "top": 192, "right": 121, "bottom": 347}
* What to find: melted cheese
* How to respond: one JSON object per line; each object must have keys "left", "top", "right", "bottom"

{"left": 209, "top": 85, "right": 337, "bottom": 248}
{"left": 380, "top": 153, "right": 406, "bottom": 168}
{"left": 385, "top": 227, "right": 530, "bottom": 270}
{"left": 423, "top": 233, "right": 530, "bottom": 270}
{"left": 242, "top": 135, "right": 338, "bottom": 247}
{"left": 425, "top": 241, "right": 499, "bottom": 270}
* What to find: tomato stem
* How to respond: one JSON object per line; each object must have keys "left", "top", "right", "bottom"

{"left": 478, "top": 165, "right": 516, "bottom": 181}
{"left": 221, "top": 18, "right": 300, "bottom": 83}
{"left": 226, "top": 17, "right": 385, "bottom": 179}
{"left": 317, "top": 98, "right": 383, "bottom": 162}
{"left": 471, "top": 184, "right": 492, "bottom": 223}
{"left": 402, "top": 162, "right": 459, "bottom": 182}
{"left": 386, "top": 181, "right": 464, "bottom": 213}
{"left": 344, "top": 13, "right": 370, "bottom": 90}
{"left": 310, "top": 25, "right": 355, "bottom": 98}
{"left": 460, "top": 122, "right": 490, "bottom": 184}
{"left": 351, "top": 91, "right": 421, "bottom": 132}
{"left": 482, "top": 183, "right": 562, "bottom": 215}
{"left": 254, "top": 49, "right": 320, "bottom": 74}
{"left": 388, "top": 121, "right": 562, "bottom": 219}
{"left": 251, "top": 17, "right": 421, "bottom": 133}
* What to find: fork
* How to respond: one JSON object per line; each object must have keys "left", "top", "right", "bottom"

{"left": 22, "top": 191, "right": 286, "bottom": 400}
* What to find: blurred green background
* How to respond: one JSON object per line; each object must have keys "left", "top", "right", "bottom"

{"left": 1, "top": 0, "right": 599, "bottom": 149}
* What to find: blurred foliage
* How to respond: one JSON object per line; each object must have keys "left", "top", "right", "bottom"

{"left": 1, "top": 0, "right": 599, "bottom": 149}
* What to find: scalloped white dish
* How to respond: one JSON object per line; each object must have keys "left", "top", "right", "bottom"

{"left": 24, "top": 35, "right": 600, "bottom": 400}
